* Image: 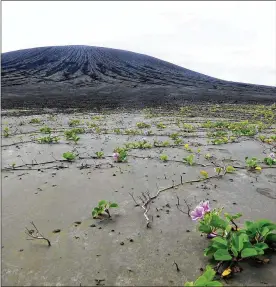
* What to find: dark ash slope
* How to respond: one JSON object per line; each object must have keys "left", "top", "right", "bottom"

{"left": 1, "top": 45, "right": 275, "bottom": 109}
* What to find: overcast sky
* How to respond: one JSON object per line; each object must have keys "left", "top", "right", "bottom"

{"left": 2, "top": 1, "right": 276, "bottom": 86}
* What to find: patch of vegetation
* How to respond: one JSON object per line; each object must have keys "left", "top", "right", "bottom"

{"left": 200, "top": 170, "right": 209, "bottom": 179}
{"left": 40, "top": 126, "right": 52, "bottom": 134}
{"left": 245, "top": 157, "right": 262, "bottom": 171}
{"left": 68, "top": 119, "right": 81, "bottom": 127}
{"left": 156, "top": 122, "right": 166, "bottom": 129}
{"left": 184, "top": 143, "right": 193, "bottom": 152}
{"left": 169, "top": 133, "right": 180, "bottom": 140}
{"left": 136, "top": 122, "right": 151, "bottom": 129}
{"left": 183, "top": 154, "right": 195, "bottom": 166}
{"left": 95, "top": 151, "right": 104, "bottom": 158}
{"left": 125, "top": 129, "right": 141, "bottom": 135}
{"left": 264, "top": 153, "right": 276, "bottom": 166}
{"left": 114, "top": 128, "right": 121, "bottom": 134}
{"left": 3, "top": 127, "right": 10, "bottom": 137}
{"left": 92, "top": 200, "right": 118, "bottom": 218}
{"left": 62, "top": 151, "right": 77, "bottom": 161}
{"left": 259, "top": 135, "right": 276, "bottom": 144}
{"left": 160, "top": 154, "right": 168, "bottom": 162}
{"left": 113, "top": 147, "right": 128, "bottom": 162}
{"left": 153, "top": 140, "right": 170, "bottom": 147}
{"left": 29, "top": 118, "right": 41, "bottom": 124}
{"left": 37, "top": 135, "right": 60, "bottom": 143}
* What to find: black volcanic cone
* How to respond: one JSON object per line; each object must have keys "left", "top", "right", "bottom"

{"left": 1, "top": 45, "right": 275, "bottom": 109}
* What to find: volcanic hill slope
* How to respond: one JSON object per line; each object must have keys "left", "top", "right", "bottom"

{"left": 1, "top": 45, "right": 276, "bottom": 109}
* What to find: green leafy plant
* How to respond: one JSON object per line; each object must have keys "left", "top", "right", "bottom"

{"left": 113, "top": 147, "right": 128, "bottom": 163}
{"left": 184, "top": 265, "right": 223, "bottom": 286}
{"left": 29, "top": 118, "right": 41, "bottom": 124}
{"left": 3, "top": 127, "right": 10, "bottom": 137}
{"left": 214, "top": 167, "right": 223, "bottom": 175}
{"left": 156, "top": 122, "right": 166, "bottom": 129}
{"left": 62, "top": 151, "right": 77, "bottom": 161}
{"left": 174, "top": 138, "right": 183, "bottom": 145}
{"left": 114, "top": 128, "right": 121, "bottom": 134}
{"left": 184, "top": 143, "right": 193, "bottom": 152}
{"left": 153, "top": 140, "right": 170, "bottom": 147}
{"left": 200, "top": 170, "right": 209, "bottom": 179}
{"left": 92, "top": 200, "right": 118, "bottom": 218}
{"left": 226, "top": 165, "right": 236, "bottom": 173}
{"left": 263, "top": 153, "right": 276, "bottom": 166}
{"left": 183, "top": 154, "right": 195, "bottom": 166}
{"left": 68, "top": 119, "right": 80, "bottom": 127}
{"left": 136, "top": 122, "right": 151, "bottom": 129}
{"left": 95, "top": 151, "right": 104, "bottom": 158}
{"left": 40, "top": 126, "right": 52, "bottom": 134}
{"left": 37, "top": 135, "right": 60, "bottom": 143}
{"left": 204, "top": 153, "right": 211, "bottom": 160}
{"left": 169, "top": 133, "right": 180, "bottom": 140}
{"left": 160, "top": 154, "right": 168, "bottom": 162}
{"left": 245, "top": 157, "right": 262, "bottom": 171}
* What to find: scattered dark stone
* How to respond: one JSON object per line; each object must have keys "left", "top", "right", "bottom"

{"left": 213, "top": 199, "right": 217, "bottom": 202}
{"left": 113, "top": 174, "right": 116, "bottom": 176}
{"left": 200, "top": 267, "right": 204, "bottom": 271}
{"left": 19, "top": 249, "right": 24, "bottom": 252}
{"left": 186, "top": 230, "right": 190, "bottom": 232}
{"left": 233, "top": 202, "right": 237, "bottom": 205}
{"left": 74, "top": 236, "right": 80, "bottom": 239}
{"left": 167, "top": 253, "right": 170, "bottom": 256}
{"left": 157, "top": 215, "right": 160, "bottom": 218}
{"left": 166, "top": 210, "right": 170, "bottom": 213}
{"left": 53, "top": 229, "right": 61, "bottom": 233}
{"left": 52, "top": 184, "right": 57, "bottom": 187}
{"left": 2, "top": 246, "right": 4, "bottom": 249}
{"left": 111, "top": 229, "right": 115, "bottom": 232}
{"left": 127, "top": 268, "right": 132, "bottom": 272}
{"left": 96, "top": 254, "right": 101, "bottom": 257}
{"left": 74, "top": 221, "right": 82, "bottom": 225}
{"left": 19, "top": 178, "right": 22, "bottom": 180}
{"left": 120, "top": 242, "right": 124, "bottom": 245}
{"left": 165, "top": 203, "right": 171, "bottom": 208}
{"left": 129, "top": 239, "right": 134, "bottom": 242}
{"left": 229, "top": 179, "right": 234, "bottom": 182}
{"left": 98, "top": 227, "right": 102, "bottom": 229}
{"left": 34, "top": 192, "right": 38, "bottom": 194}
{"left": 114, "top": 190, "right": 118, "bottom": 192}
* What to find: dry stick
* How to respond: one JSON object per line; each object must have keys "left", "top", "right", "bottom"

{"left": 25, "top": 221, "right": 51, "bottom": 246}
{"left": 176, "top": 194, "right": 191, "bottom": 216}
{"left": 128, "top": 192, "right": 140, "bottom": 207}
{"left": 173, "top": 261, "right": 180, "bottom": 272}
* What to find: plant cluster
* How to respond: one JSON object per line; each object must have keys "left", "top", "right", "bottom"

{"left": 29, "top": 118, "right": 41, "bottom": 124}
{"left": 40, "top": 126, "right": 52, "bottom": 134}
{"left": 62, "top": 151, "right": 77, "bottom": 161}
{"left": 245, "top": 157, "right": 262, "bottom": 171}
{"left": 185, "top": 201, "right": 276, "bottom": 285}
{"left": 153, "top": 140, "right": 170, "bottom": 147}
{"left": 3, "top": 127, "right": 10, "bottom": 137}
{"left": 37, "top": 135, "right": 60, "bottom": 144}
{"left": 92, "top": 200, "right": 118, "bottom": 218}
{"left": 136, "top": 122, "right": 151, "bottom": 129}
{"left": 183, "top": 154, "right": 195, "bottom": 166}
{"left": 125, "top": 129, "right": 141, "bottom": 135}
{"left": 68, "top": 119, "right": 81, "bottom": 127}
{"left": 124, "top": 139, "right": 152, "bottom": 150}
{"left": 95, "top": 151, "right": 104, "bottom": 159}
{"left": 259, "top": 135, "right": 276, "bottom": 144}
{"left": 264, "top": 153, "right": 276, "bottom": 166}
{"left": 156, "top": 122, "right": 166, "bottom": 129}
{"left": 160, "top": 154, "right": 168, "bottom": 162}
{"left": 113, "top": 147, "right": 128, "bottom": 163}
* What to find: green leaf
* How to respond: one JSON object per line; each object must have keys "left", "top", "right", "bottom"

{"left": 184, "top": 282, "right": 194, "bottom": 286}
{"left": 241, "top": 248, "right": 258, "bottom": 258}
{"left": 231, "top": 246, "right": 238, "bottom": 257}
{"left": 254, "top": 242, "right": 269, "bottom": 250}
{"left": 98, "top": 200, "right": 107, "bottom": 206}
{"left": 211, "top": 237, "right": 228, "bottom": 249}
{"left": 232, "top": 233, "right": 248, "bottom": 252}
{"left": 199, "top": 224, "right": 212, "bottom": 234}
{"left": 214, "top": 249, "right": 232, "bottom": 261}
{"left": 266, "top": 233, "right": 276, "bottom": 242}
{"left": 205, "top": 281, "right": 223, "bottom": 287}
{"left": 256, "top": 219, "right": 276, "bottom": 230}
{"left": 261, "top": 227, "right": 270, "bottom": 237}
{"left": 210, "top": 214, "right": 228, "bottom": 230}
{"left": 204, "top": 246, "right": 217, "bottom": 257}
{"left": 254, "top": 247, "right": 264, "bottom": 255}
{"left": 92, "top": 210, "right": 98, "bottom": 217}
{"left": 109, "top": 203, "right": 118, "bottom": 208}
{"left": 202, "top": 266, "right": 216, "bottom": 282}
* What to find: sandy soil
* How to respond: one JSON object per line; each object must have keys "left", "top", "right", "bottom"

{"left": 2, "top": 106, "right": 276, "bottom": 286}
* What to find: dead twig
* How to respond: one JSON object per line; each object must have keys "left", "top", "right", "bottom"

{"left": 25, "top": 221, "right": 51, "bottom": 246}
{"left": 176, "top": 194, "right": 191, "bottom": 216}
{"left": 173, "top": 261, "right": 180, "bottom": 272}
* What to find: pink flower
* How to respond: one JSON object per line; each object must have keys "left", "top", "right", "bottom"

{"left": 190, "top": 206, "right": 205, "bottom": 221}
{"left": 113, "top": 152, "right": 119, "bottom": 162}
{"left": 199, "top": 201, "right": 211, "bottom": 213}
{"left": 269, "top": 153, "right": 275, "bottom": 159}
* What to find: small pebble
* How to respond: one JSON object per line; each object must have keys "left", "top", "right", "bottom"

{"left": 186, "top": 230, "right": 190, "bottom": 233}
{"left": 53, "top": 229, "right": 61, "bottom": 233}
{"left": 19, "top": 249, "right": 24, "bottom": 252}
{"left": 98, "top": 227, "right": 102, "bottom": 229}
{"left": 120, "top": 242, "right": 124, "bottom": 245}
{"left": 90, "top": 224, "right": 96, "bottom": 227}
{"left": 113, "top": 174, "right": 116, "bottom": 176}
{"left": 129, "top": 239, "right": 134, "bottom": 242}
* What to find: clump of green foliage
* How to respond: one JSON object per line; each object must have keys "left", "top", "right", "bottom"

{"left": 184, "top": 265, "right": 223, "bottom": 286}
{"left": 259, "top": 135, "right": 276, "bottom": 144}
{"left": 156, "top": 122, "right": 166, "bottom": 129}
{"left": 124, "top": 140, "right": 152, "bottom": 150}
{"left": 3, "top": 127, "right": 10, "bottom": 137}
{"left": 68, "top": 119, "right": 81, "bottom": 127}
{"left": 29, "top": 118, "right": 41, "bottom": 124}
{"left": 113, "top": 147, "right": 128, "bottom": 163}
{"left": 136, "top": 122, "right": 151, "bottom": 129}
{"left": 183, "top": 154, "right": 195, "bottom": 166}
{"left": 184, "top": 143, "right": 193, "bottom": 152}
{"left": 160, "top": 154, "right": 168, "bottom": 162}
{"left": 245, "top": 157, "right": 262, "bottom": 171}
{"left": 40, "top": 126, "right": 52, "bottom": 134}
{"left": 153, "top": 140, "right": 170, "bottom": 147}
{"left": 169, "top": 133, "right": 180, "bottom": 140}
{"left": 92, "top": 200, "right": 118, "bottom": 218}
{"left": 114, "top": 128, "right": 121, "bottom": 135}
{"left": 95, "top": 151, "right": 104, "bottom": 158}
{"left": 64, "top": 128, "right": 84, "bottom": 143}
{"left": 62, "top": 151, "right": 77, "bottom": 161}
{"left": 37, "top": 135, "right": 60, "bottom": 143}
{"left": 125, "top": 129, "right": 141, "bottom": 135}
